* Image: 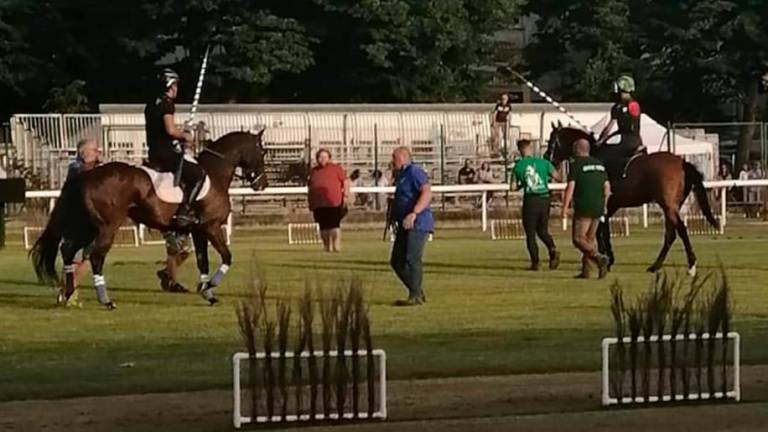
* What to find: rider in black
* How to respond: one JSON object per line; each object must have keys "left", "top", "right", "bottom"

{"left": 144, "top": 69, "right": 204, "bottom": 229}
{"left": 598, "top": 75, "right": 644, "bottom": 159}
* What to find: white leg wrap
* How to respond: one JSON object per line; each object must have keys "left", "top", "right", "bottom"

{"left": 93, "top": 275, "right": 110, "bottom": 304}
{"left": 63, "top": 265, "right": 75, "bottom": 274}
{"left": 210, "top": 264, "right": 230, "bottom": 287}
{"left": 200, "top": 274, "right": 209, "bottom": 283}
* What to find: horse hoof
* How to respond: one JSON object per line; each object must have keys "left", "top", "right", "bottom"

{"left": 688, "top": 264, "right": 697, "bottom": 277}
{"left": 208, "top": 297, "right": 219, "bottom": 306}
{"left": 647, "top": 265, "right": 660, "bottom": 273}
{"left": 105, "top": 302, "right": 117, "bottom": 311}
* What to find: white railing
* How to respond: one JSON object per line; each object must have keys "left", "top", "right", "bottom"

{"left": 22, "top": 179, "right": 768, "bottom": 233}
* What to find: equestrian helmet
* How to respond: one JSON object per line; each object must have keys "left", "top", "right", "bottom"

{"left": 613, "top": 75, "right": 635, "bottom": 94}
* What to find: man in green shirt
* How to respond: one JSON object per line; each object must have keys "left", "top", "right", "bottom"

{"left": 561, "top": 139, "right": 612, "bottom": 279}
{"left": 512, "top": 139, "right": 560, "bottom": 270}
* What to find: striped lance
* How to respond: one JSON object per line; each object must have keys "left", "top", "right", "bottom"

{"left": 174, "top": 45, "right": 211, "bottom": 187}
{"left": 504, "top": 68, "right": 591, "bottom": 132}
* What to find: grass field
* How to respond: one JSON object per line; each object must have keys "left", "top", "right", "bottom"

{"left": 2, "top": 219, "right": 768, "bottom": 406}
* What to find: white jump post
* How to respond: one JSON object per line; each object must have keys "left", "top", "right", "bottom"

{"left": 481, "top": 191, "right": 488, "bottom": 232}
{"left": 721, "top": 186, "right": 727, "bottom": 228}
{"left": 642, "top": 204, "right": 648, "bottom": 228}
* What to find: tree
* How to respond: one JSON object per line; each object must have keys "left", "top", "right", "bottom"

{"left": 273, "top": 0, "right": 522, "bottom": 102}
{"left": 639, "top": 0, "right": 768, "bottom": 167}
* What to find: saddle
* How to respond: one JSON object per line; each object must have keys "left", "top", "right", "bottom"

{"left": 139, "top": 162, "right": 211, "bottom": 204}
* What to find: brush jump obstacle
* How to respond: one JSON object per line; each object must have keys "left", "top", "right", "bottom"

{"left": 232, "top": 349, "right": 387, "bottom": 428}
{"left": 603, "top": 270, "right": 737, "bottom": 407}
{"left": 287, "top": 223, "right": 322, "bottom": 245}
{"left": 23, "top": 225, "right": 139, "bottom": 249}
{"left": 602, "top": 332, "right": 740, "bottom": 405}
{"left": 684, "top": 214, "right": 724, "bottom": 236}
{"left": 490, "top": 219, "right": 525, "bottom": 240}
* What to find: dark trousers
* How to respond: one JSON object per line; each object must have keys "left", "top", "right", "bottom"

{"left": 522, "top": 195, "right": 556, "bottom": 264}
{"left": 390, "top": 227, "right": 429, "bottom": 299}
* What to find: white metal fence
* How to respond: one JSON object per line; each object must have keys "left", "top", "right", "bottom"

{"left": 10, "top": 110, "right": 530, "bottom": 189}
{"left": 20, "top": 180, "right": 768, "bottom": 235}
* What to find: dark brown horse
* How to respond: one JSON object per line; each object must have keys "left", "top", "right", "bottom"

{"left": 545, "top": 124, "right": 718, "bottom": 275}
{"left": 31, "top": 131, "right": 268, "bottom": 309}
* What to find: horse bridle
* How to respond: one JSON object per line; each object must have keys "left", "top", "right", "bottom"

{"left": 201, "top": 147, "right": 266, "bottom": 189}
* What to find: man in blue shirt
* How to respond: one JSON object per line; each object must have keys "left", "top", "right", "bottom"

{"left": 390, "top": 147, "right": 434, "bottom": 306}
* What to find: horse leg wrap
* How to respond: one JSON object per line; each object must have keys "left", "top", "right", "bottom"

{"left": 209, "top": 264, "right": 229, "bottom": 287}
{"left": 93, "top": 275, "right": 111, "bottom": 305}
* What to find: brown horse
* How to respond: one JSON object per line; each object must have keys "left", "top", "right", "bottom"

{"left": 545, "top": 124, "right": 718, "bottom": 275}
{"left": 31, "top": 131, "right": 268, "bottom": 309}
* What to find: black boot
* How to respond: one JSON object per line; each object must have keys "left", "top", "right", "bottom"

{"left": 173, "top": 180, "right": 202, "bottom": 229}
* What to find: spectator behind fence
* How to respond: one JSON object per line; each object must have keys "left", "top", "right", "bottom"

{"left": 458, "top": 159, "right": 476, "bottom": 184}
{"left": 716, "top": 163, "right": 733, "bottom": 204}
{"left": 390, "top": 146, "right": 433, "bottom": 307}
{"left": 561, "top": 139, "right": 611, "bottom": 279}
{"left": 490, "top": 93, "right": 511, "bottom": 157}
{"left": 372, "top": 169, "right": 389, "bottom": 210}
{"left": 512, "top": 139, "right": 560, "bottom": 271}
{"left": 738, "top": 163, "right": 750, "bottom": 203}
{"left": 349, "top": 169, "right": 367, "bottom": 207}
{"left": 308, "top": 149, "right": 350, "bottom": 252}
{"left": 476, "top": 162, "right": 495, "bottom": 208}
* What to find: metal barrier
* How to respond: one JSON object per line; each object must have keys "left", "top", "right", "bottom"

{"left": 22, "top": 179, "right": 768, "bottom": 234}
{"left": 9, "top": 110, "right": 530, "bottom": 187}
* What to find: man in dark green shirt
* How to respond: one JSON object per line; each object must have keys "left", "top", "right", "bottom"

{"left": 561, "top": 139, "right": 611, "bottom": 279}
{"left": 512, "top": 139, "right": 560, "bottom": 270}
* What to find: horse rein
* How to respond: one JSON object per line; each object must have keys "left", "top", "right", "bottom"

{"left": 200, "top": 147, "right": 265, "bottom": 188}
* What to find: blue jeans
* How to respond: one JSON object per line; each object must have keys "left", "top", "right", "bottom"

{"left": 390, "top": 228, "right": 429, "bottom": 299}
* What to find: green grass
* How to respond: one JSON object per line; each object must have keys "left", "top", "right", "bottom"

{"left": 2, "top": 221, "right": 768, "bottom": 401}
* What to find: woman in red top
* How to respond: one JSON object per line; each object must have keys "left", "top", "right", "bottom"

{"left": 308, "top": 149, "right": 350, "bottom": 252}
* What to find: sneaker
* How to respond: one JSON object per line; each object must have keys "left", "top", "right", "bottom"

{"left": 394, "top": 297, "right": 423, "bottom": 307}
{"left": 549, "top": 251, "right": 561, "bottom": 270}
{"left": 597, "top": 255, "right": 610, "bottom": 279}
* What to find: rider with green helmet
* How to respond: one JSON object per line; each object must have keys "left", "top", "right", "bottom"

{"left": 598, "top": 75, "right": 643, "bottom": 159}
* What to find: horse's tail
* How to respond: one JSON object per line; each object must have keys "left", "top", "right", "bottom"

{"left": 684, "top": 161, "right": 719, "bottom": 229}
{"left": 29, "top": 177, "right": 91, "bottom": 285}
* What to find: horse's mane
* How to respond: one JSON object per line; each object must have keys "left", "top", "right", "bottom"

{"left": 205, "top": 130, "right": 262, "bottom": 152}
{"left": 559, "top": 126, "right": 595, "bottom": 145}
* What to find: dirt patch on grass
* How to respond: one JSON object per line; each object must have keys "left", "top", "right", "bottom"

{"left": 1, "top": 366, "right": 767, "bottom": 432}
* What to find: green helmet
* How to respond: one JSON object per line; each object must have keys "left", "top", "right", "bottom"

{"left": 613, "top": 75, "right": 635, "bottom": 94}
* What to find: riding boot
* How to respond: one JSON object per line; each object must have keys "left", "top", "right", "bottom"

{"left": 173, "top": 179, "right": 203, "bottom": 229}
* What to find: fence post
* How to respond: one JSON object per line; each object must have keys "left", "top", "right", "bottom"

{"left": 643, "top": 204, "right": 648, "bottom": 228}
{"left": 667, "top": 122, "right": 673, "bottom": 153}
{"left": 440, "top": 123, "right": 446, "bottom": 211}
{"left": 373, "top": 123, "right": 379, "bottom": 208}
{"left": 721, "top": 186, "right": 727, "bottom": 228}
{"left": 0, "top": 203, "right": 5, "bottom": 250}
{"left": 481, "top": 191, "right": 487, "bottom": 232}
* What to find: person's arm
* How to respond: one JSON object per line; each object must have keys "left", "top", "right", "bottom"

{"left": 561, "top": 181, "right": 575, "bottom": 220}
{"left": 403, "top": 184, "right": 432, "bottom": 230}
{"left": 163, "top": 114, "right": 191, "bottom": 141}
{"left": 603, "top": 180, "right": 612, "bottom": 215}
{"left": 547, "top": 161, "right": 562, "bottom": 183}
{"left": 598, "top": 119, "right": 616, "bottom": 142}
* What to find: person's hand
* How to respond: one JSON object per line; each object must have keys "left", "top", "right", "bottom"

{"left": 560, "top": 207, "right": 570, "bottom": 221}
{"left": 181, "top": 131, "right": 194, "bottom": 142}
{"left": 403, "top": 212, "right": 417, "bottom": 230}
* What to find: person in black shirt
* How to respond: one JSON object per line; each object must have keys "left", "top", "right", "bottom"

{"left": 490, "top": 93, "right": 511, "bottom": 157}
{"left": 457, "top": 159, "right": 476, "bottom": 184}
{"left": 144, "top": 68, "right": 204, "bottom": 229}
{"left": 598, "top": 75, "right": 643, "bottom": 159}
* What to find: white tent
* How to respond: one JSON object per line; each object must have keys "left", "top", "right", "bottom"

{"left": 591, "top": 114, "right": 716, "bottom": 178}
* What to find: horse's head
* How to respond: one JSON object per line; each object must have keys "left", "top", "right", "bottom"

{"left": 238, "top": 129, "right": 268, "bottom": 191}
{"left": 544, "top": 121, "right": 595, "bottom": 166}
